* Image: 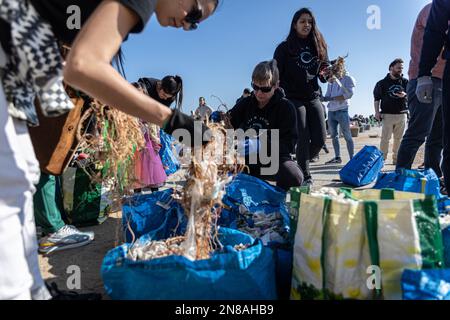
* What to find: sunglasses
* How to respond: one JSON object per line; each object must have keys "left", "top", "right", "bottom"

{"left": 184, "top": 0, "right": 203, "bottom": 31}
{"left": 252, "top": 83, "right": 273, "bottom": 93}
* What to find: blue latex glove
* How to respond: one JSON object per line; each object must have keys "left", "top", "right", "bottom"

{"left": 416, "top": 76, "right": 434, "bottom": 104}
{"left": 237, "top": 138, "right": 260, "bottom": 157}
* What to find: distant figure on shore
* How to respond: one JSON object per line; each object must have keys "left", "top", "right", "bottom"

{"left": 194, "top": 97, "right": 213, "bottom": 122}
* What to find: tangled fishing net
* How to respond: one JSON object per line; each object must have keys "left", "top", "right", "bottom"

{"left": 128, "top": 122, "right": 246, "bottom": 261}
{"left": 76, "top": 100, "right": 145, "bottom": 200}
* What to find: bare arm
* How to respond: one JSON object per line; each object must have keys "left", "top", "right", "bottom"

{"left": 63, "top": 0, "right": 172, "bottom": 126}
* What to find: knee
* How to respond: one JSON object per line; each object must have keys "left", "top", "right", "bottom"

{"left": 277, "top": 161, "right": 304, "bottom": 191}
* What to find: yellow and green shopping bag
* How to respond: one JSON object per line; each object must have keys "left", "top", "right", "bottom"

{"left": 289, "top": 188, "right": 444, "bottom": 300}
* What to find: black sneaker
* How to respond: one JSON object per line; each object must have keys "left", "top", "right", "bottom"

{"left": 441, "top": 179, "right": 448, "bottom": 196}
{"left": 322, "top": 145, "right": 330, "bottom": 154}
{"left": 325, "top": 157, "right": 342, "bottom": 164}
{"left": 302, "top": 177, "right": 313, "bottom": 187}
{"left": 46, "top": 282, "right": 102, "bottom": 300}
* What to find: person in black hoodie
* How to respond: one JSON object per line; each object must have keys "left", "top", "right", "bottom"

{"left": 228, "top": 60, "right": 303, "bottom": 191}
{"left": 274, "top": 8, "right": 330, "bottom": 187}
{"left": 136, "top": 76, "right": 184, "bottom": 109}
{"left": 373, "top": 58, "right": 408, "bottom": 165}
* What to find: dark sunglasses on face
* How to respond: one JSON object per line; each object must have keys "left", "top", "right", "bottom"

{"left": 252, "top": 83, "right": 273, "bottom": 93}
{"left": 184, "top": 1, "right": 203, "bottom": 31}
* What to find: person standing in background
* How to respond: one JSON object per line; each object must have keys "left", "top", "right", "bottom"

{"left": 274, "top": 8, "right": 330, "bottom": 187}
{"left": 322, "top": 59, "right": 356, "bottom": 164}
{"left": 397, "top": 3, "right": 445, "bottom": 184}
{"left": 194, "top": 96, "right": 213, "bottom": 121}
{"left": 373, "top": 58, "right": 409, "bottom": 165}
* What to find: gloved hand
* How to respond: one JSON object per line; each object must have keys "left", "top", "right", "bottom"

{"left": 321, "top": 96, "right": 332, "bottom": 102}
{"left": 237, "top": 137, "right": 260, "bottom": 157}
{"left": 415, "top": 76, "right": 434, "bottom": 104}
{"left": 162, "top": 109, "right": 211, "bottom": 147}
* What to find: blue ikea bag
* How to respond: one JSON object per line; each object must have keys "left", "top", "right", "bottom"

{"left": 374, "top": 168, "right": 441, "bottom": 198}
{"left": 220, "top": 174, "right": 289, "bottom": 230}
{"left": 339, "top": 145, "right": 384, "bottom": 187}
{"left": 374, "top": 168, "right": 448, "bottom": 213}
{"left": 402, "top": 269, "right": 450, "bottom": 300}
{"left": 122, "top": 189, "right": 186, "bottom": 243}
{"left": 101, "top": 228, "right": 277, "bottom": 300}
{"left": 159, "top": 129, "right": 180, "bottom": 176}
{"left": 219, "top": 174, "right": 291, "bottom": 300}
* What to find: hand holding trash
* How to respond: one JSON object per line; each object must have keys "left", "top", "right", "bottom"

{"left": 162, "top": 109, "right": 211, "bottom": 147}
{"left": 415, "top": 76, "right": 434, "bottom": 104}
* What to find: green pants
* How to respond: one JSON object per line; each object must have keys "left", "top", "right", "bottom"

{"left": 33, "top": 172, "right": 66, "bottom": 235}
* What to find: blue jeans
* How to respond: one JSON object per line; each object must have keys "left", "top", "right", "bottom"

{"left": 328, "top": 109, "right": 354, "bottom": 159}
{"left": 396, "top": 78, "right": 443, "bottom": 177}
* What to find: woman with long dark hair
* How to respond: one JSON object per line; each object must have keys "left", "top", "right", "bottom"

{"left": 274, "top": 8, "right": 330, "bottom": 186}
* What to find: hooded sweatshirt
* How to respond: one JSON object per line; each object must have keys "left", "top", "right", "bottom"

{"left": 274, "top": 37, "right": 328, "bottom": 101}
{"left": 228, "top": 88, "right": 298, "bottom": 159}
{"left": 373, "top": 74, "right": 408, "bottom": 114}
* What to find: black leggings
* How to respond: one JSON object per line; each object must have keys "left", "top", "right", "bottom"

{"left": 291, "top": 98, "right": 327, "bottom": 179}
{"left": 248, "top": 159, "right": 304, "bottom": 191}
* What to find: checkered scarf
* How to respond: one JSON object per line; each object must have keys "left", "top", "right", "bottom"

{"left": 0, "top": 0, "right": 73, "bottom": 126}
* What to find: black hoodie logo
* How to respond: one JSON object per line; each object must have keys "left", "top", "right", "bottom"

{"left": 246, "top": 116, "right": 270, "bottom": 132}
{"left": 296, "top": 46, "right": 318, "bottom": 71}
{"left": 388, "top": 84, "right": 405, "bottom": 99}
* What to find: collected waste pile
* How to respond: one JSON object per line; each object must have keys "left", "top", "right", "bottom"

{"left": 101, "top": 139, "right": 450, "bottom": 300}
{"left": 102, "top": 124, "right": 279, "bottom": 300}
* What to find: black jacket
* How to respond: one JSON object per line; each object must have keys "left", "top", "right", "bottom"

{"left": 419, "top": 0, "right": 450, "bottom": 77}
{"left": 373, "top": 74, "right": 408, "bottom": 114}
{"left": 274, "top": 38, "right": 328, "bottom": 101}
{"left": 228, "top": 88, "right": 298, "bottom": 158}
{"left": 138, "top": 78, "right": 175, "bottom": 107}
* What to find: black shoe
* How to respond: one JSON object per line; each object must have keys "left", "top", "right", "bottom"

{"left": 322, "top": 145, "right": 330, "bottom": 154}
{"left": 325, "top": 157, "right": 342, "bottom": 164}
{"left": 46, "top": 282, "right": 102, "bottom": 300}
{"left": 441, "top": 179, "right": 448, "bottom": 196}
{"left": 302, "top": 177, "right": 313, "bottom": 187}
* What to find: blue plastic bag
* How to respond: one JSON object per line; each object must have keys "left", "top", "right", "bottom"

{"left": 402, "top": 269, "right": 450, "bottom": 300}
{"left": 375, "top": 168, "right": 441, "bottom": 198}
{"left": 159, "top": 129, "right": 180, "bottom": 176}
{"left": 339, "top": 145, "right": 384, "bottom": 187}
{"left": 219, "top": 174, "right": 291, "bottom": 299}
{"left": 220, "top": 174, "right": 289, "bottom": 230}
{"left": 122, "top": 189, "right": 186, "bottom": 243}
{"left": 374, "top": 168, "right": 448, "bottom": 212}
{"left": 102, "top": 228, "right": 277, "bottom": 300}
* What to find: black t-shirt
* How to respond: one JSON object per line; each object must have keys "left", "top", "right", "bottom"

{"left": 274, "top": 38, "right": 327, "bottom": 101}
{"left": 138, "top": 77, "right": 175, "bottom": 107}
{"left": 0, "top": 0, "right": 155, "bottom": 49}
{"left": 373, "top": 74, "right": 409, "bottom": 114}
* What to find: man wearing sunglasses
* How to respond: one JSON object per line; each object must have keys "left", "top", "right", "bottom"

{"left": 228, "top": 60, "right": 303, "bottom": 191}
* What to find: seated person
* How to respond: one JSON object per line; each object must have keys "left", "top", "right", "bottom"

{"left": 228, "top": 60, "right": 303, "bottom": 191}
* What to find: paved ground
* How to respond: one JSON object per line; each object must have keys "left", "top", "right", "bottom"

{"left": 38, "top": 126, "right": 424, "bottom": 297}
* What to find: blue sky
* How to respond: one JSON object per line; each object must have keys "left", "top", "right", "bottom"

{"left": 122, "top": 0, "right": 431, "bottom": 116}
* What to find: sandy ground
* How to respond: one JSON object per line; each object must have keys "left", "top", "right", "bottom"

{"left": 38, "top": 126, "right": 424, "bottom": 297}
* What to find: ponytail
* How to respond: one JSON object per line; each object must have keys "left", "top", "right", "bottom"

{"left": 161, "top": 75, "right": 183, "bottom": 110}
{"left": 174, "top": 75, "right": 183, "bottom": 111}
